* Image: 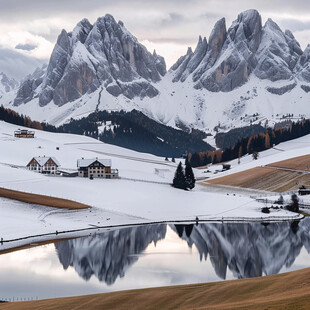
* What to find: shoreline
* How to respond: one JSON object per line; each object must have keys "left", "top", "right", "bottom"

{"left": 1, "top": 267, "right": 310, "bottom": 309}
{"left": 0, "top": 187, "right": 90, "bottom": 210}
{"left": 0, "top": 214, "right": 305, "bottom": 255}
{"left": 0, "top": 214, "right": 303, "bottom": 254}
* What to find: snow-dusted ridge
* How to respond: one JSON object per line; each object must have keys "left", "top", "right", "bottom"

{"left": 0, "top": 120, "right": 301, "bottom": 251}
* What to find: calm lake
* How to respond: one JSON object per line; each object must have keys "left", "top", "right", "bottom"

{"left": 1, "top": 219, "right": 310, "bottom": 301}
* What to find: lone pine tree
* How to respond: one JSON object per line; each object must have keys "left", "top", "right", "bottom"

{"left": 172, "top": 162, "right": 187, "bottom": 190}
{"left": 185, "top": 159, "right": 196, "bottom": 189}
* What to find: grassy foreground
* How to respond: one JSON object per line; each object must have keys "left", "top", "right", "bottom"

{"left": 1, "top": 268, "right": 310, "bottom": 309}
{"left": 0, "top": 187, "right": 90, "bottom": 209}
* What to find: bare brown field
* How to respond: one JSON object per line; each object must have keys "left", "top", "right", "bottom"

{"left": 0, "top": 187, "right": 90, "bottom": 210}
{"left": 266, "top": 154, "right": 310, "bottom": 171}
{"left": 205, "top": 154, "right": 310, "bottom": 192}
{"left": 1, "top": 267, "right": 310, "bottom": 310}
{"left": 206, "top": 167, "right": 310, "bottom": 192}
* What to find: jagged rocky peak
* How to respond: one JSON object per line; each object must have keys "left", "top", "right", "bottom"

{"left": 195, "top": 9, "right": 262, "bottom": 92}
{"left": 191, "top": 18, "right": 227, "bottom": 82}
{"left": 0, "top": 72, "right": 19, "bottom": 94}
{"left": 229, "top": 9, "right": 262, "bottom": 53}
{"left": 171, "top": 8, "right": 310, "bottom": 92}
{"left": 254, "top": 18, "right": 303, "bottom": 82}
{"left": 16, "top": 13, "right": 166, "bottom": 107}
{"left": 206, "top": 18, "right": 226, "bottom": 64}
{"left": 14, "top": 65, "right": 47, "bottom": 106}
{"left": 171, "top": 36, "right": 208, "bottom": 82}
{"left": 171, "top": 10, "right": 263, "bottom": 91}
{"left": 71, "top": 18, "right": 93, "bottom": 44}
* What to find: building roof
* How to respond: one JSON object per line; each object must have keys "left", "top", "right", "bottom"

{"left": 28, "top": 156, "right": 60, "bottom": 167}
{"left": 77, "top": 158, "right": 112, "bottom": 168}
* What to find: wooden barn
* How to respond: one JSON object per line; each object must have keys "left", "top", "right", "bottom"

{"left": 77, "top": 158, "right": 119, "bottom": 179}
{"left": 14, "top": 129, "right": 35, "bottom": 138}
{"left": 27, "top": 156, "right": 60, "bottom": 174}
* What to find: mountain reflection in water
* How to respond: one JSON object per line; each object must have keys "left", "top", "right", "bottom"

{"left": 55, "top": 224, "right": 167, "bottom": 285}
{"left": 55, "top": 219, "right": 310, "bottom": 285}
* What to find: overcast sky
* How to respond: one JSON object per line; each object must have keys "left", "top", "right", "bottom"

{"left": 2, "top": 0, "right": 310, "bottom": 79}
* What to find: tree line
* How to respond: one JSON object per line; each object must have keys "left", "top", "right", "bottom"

{"left": 0, "top": 105, "right": 57, "bottom": 132}
{"left": 188, "top": 119, "right": 310, "bottom": 167}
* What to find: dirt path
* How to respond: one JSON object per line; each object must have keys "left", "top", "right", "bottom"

{"left": 0, "top": 188, "right": 90, "bottom": 210}
{"left": 1, "top": 267, "right": 310, "bottom": 309}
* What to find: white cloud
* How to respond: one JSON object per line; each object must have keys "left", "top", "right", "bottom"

{"left": 1, "top": 1, "right": 310, "bottom": 76}
{"left": 0, "top": 30, "right": 53, "bottom": 60}
{"left": 0, "top": 47, "right": 45, "bottom": 80}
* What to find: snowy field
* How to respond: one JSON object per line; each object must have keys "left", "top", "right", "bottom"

{"left": 0, "top": 121, "right": 302, "bottom": 251}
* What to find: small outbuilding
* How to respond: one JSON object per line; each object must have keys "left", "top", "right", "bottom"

{"left": 77, "top": 158, "right": 119, "bottom": 179}
{"left": 15, "top": 129, "right": 35, "bottom": 138}
{"left": 27, "top": 156, "right": 60, "bottom": 174}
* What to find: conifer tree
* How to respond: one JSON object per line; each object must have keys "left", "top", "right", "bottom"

{"left": 172, "top": 162, "right": 187, "bottom": 190}
{"left": 185, "top": 160, "right": 196, "bottom": 189}
{"left": 265, "top": 133, "right": 271, "bottom": 149}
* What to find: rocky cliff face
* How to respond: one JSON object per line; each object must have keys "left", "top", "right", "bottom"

{"left": 254, "top": 19, "right": 302, "bottom": 82}
{"left": 0, "top": 72, "right": 18, "bottom": 95}
{"left": 14, "top": 65, "right": 47, "bottom": 106}
{"left": 15, "top": 15, "right": 166, "bottom": 107}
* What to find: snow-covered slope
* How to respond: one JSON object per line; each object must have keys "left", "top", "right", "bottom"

{"left": 0, "top": 120, "right": 301, "bottom": 252}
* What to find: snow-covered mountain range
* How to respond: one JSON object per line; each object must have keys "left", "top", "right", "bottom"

{"left": 2, "top": 9, "right": 310, "bottom": 136}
